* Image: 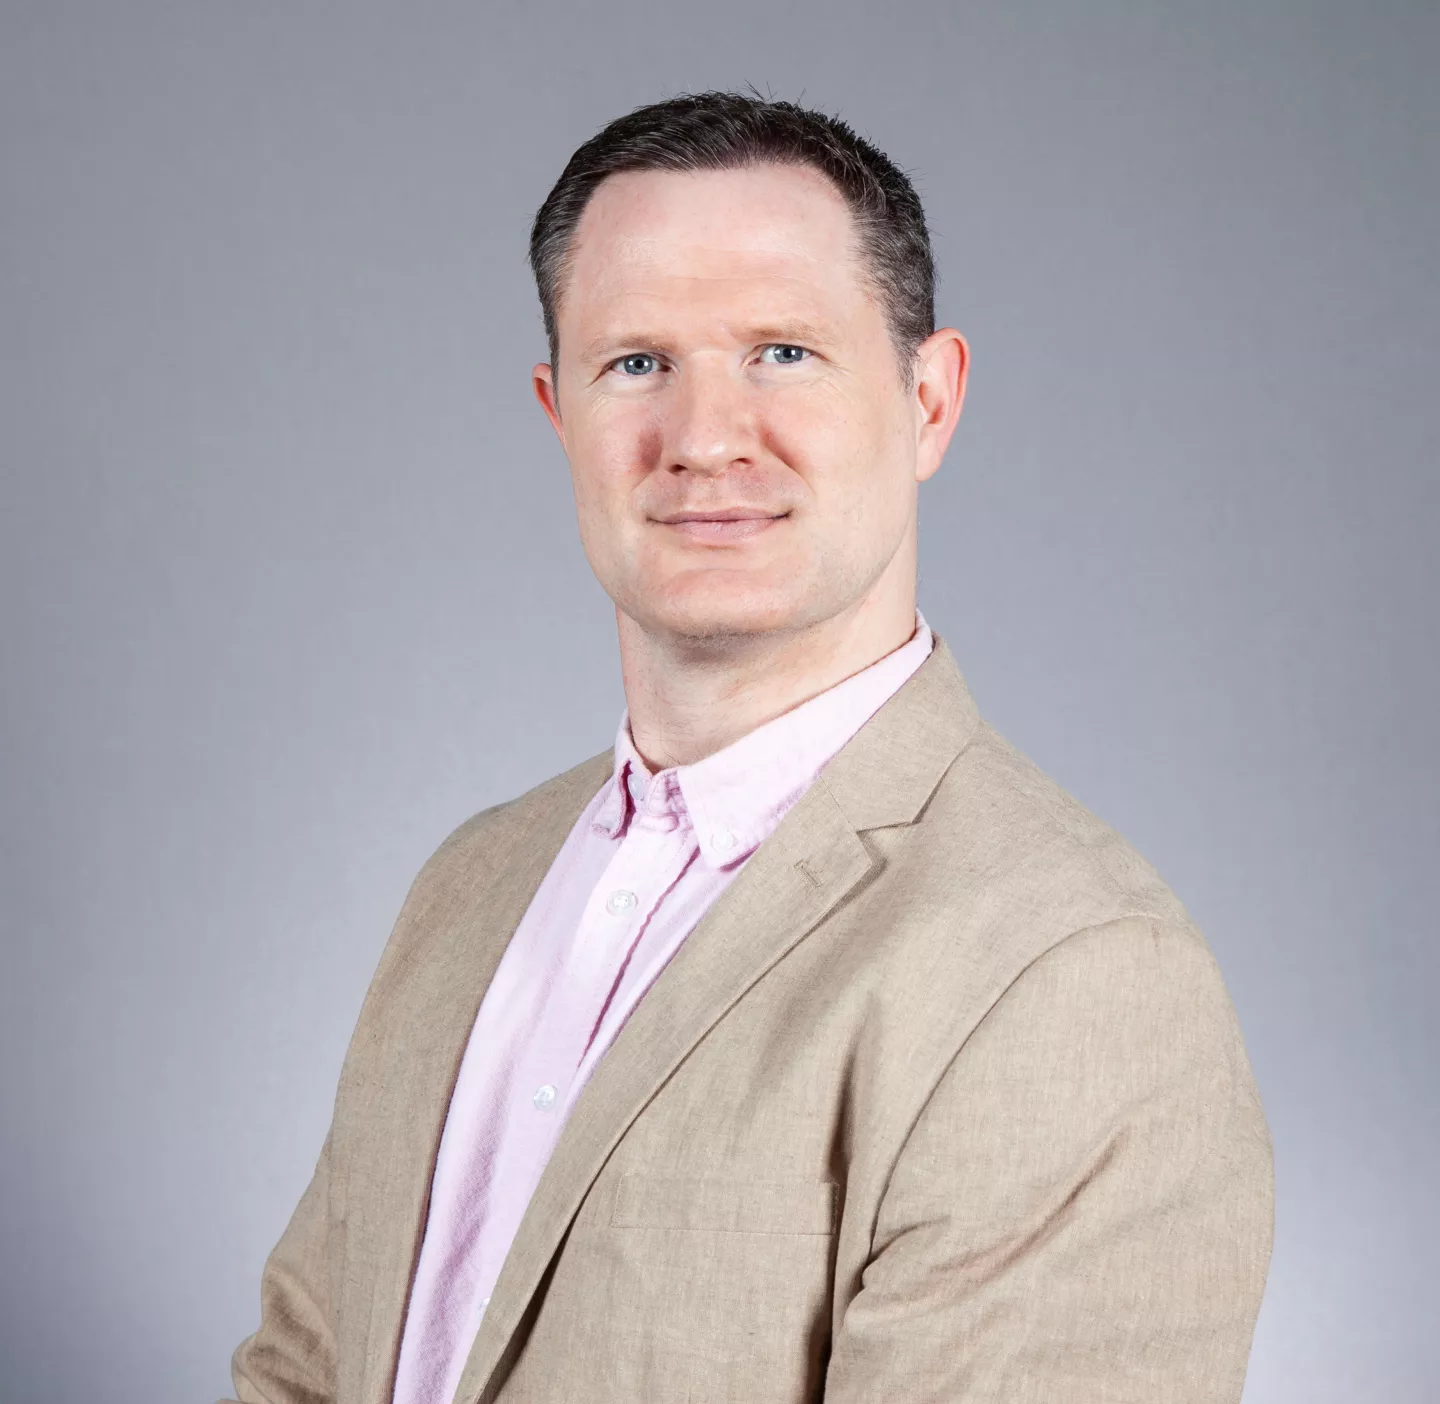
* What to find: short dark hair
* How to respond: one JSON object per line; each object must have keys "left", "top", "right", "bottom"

{"left": 528, "top": 90, "right": 936, "bottom": 387}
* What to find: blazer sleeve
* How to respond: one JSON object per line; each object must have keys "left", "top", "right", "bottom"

{"left": 823, "top": 915, "right": 1274, "bottom": 1404}
{"left": 222, "top": 1128, "right": 338, "bottom": 1404}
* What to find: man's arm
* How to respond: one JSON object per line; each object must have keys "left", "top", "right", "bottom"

{"left": 222, "top": 1129, "right": 338, "bottom": 1404}
{"left": 825, "top": 915, "right": 1274, "bottom": 1403}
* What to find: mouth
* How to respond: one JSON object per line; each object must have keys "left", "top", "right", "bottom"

{"left": 650, "top": 507, "right": 790, "bottom": 543}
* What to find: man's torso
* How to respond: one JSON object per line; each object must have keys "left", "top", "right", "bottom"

{"left": 230, "top": 639, "right": 1271, "bottom": 1404}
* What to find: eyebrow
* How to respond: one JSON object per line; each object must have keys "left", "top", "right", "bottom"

{"left": 579, "top": 320, "right": 835, "bottom": 364}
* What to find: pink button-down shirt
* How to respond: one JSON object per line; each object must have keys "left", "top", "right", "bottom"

{"left": 391, "top": 614, "right": 934, "bottom": 1404}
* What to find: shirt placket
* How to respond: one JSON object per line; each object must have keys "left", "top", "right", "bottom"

{"left": 439, "top": 784, "right": 693, "bottom": 1365}
{"left": 560, "top": 780, "right": 696, "bottom": 1085}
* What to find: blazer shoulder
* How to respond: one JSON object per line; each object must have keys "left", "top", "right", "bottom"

{"left": 361, "top": 747, "right": 612, "bottom": 987}
{"left": 410, "top": 748, "right": 613, "bottom": 897}
{"left": 863, "top": 718, "right": 1255, "bottom": 1121}
{"left": 333, "top": 747, "right": 613, "bottom": 1066}
{"left": 917, "top": 718, "right": 1198, "bottom": 947}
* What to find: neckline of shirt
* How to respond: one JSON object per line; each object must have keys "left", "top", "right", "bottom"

{"left": 594, "top": 612, "right": 935, "bottom": 868}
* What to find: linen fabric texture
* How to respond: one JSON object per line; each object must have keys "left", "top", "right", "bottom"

{"left": 226, "top": 634, "right": 1274, "bottom": 1404}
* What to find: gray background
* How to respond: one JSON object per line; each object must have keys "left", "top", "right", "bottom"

{"left": 1, "top": 3, "right": 1435, "bottom": 1401}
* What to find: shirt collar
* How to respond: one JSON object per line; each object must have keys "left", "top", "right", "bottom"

{"left": 593, "top": 611, "right": 935, "bottom": 868}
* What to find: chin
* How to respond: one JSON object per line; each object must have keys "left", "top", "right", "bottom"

{"left": 628, "top": 570, "right": 814, "bottom": 642}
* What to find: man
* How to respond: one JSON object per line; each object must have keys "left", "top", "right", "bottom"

{"left": 227, "top": 92, "right": 1273, "bottom": 1404}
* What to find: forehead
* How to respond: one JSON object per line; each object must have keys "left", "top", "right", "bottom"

{"left": 559, "top": 164, "right": 872, "bottom": 339}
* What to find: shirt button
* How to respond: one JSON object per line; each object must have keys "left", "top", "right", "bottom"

{"left": 712, "top": 829, "right": 737, "bottom": 853}
{"left": 532, "top": 1084, "right": 557, "bottom": 1111}
{"left": 606, "top": 888, "right": 638, "bottom": 914}
{"left": 627, "top": 770, "right": 646, "bottom": 801}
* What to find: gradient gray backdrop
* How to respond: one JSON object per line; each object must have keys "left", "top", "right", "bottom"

{"left": 2, "top": 4, "right": 1436, "bottom": 1401}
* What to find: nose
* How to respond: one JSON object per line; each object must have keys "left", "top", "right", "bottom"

{"left": 662, "top": 355, "right": 758, "bottom": 477}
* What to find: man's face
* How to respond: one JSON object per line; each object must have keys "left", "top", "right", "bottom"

{"left": 533, "top": 163, "right": 963, "bottom": 645}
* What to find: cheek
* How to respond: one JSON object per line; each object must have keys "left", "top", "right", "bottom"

{"left": 569, "top": 405, "right": 663, "bottom": 508}
{"left": 762, "top": 385, "right": 896, "bottom": 501}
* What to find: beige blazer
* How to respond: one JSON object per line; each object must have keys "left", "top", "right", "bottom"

{"left": 227, "top": 637, "right": 1273, "bottom": 1404}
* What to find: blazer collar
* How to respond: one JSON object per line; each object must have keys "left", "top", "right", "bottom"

{"left": 452, "top": 632, "right": 981, "bottom": 1404}
{"left": 820, "top": 632, "right": 980, "bottom": 831}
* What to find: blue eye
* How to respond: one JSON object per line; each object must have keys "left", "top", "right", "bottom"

{"left": 616, "top": 354, "right": 659, "bottom": 376}
{"left": 760, "top": 344, "right": 810, "bottom": 365}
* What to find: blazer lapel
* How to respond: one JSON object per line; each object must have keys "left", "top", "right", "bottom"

{"left": 455, "top": 636, "right": 981, "bottom": 1404}
{"left": 351, "top": 753, "right": 613, "bottom": 1404}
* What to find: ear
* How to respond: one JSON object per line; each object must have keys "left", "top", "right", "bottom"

{"left": 532, "top": 362, "right": 565, "bottom": 448}
{"left": 911, "top": 328, "right": 969, "bottom": 483}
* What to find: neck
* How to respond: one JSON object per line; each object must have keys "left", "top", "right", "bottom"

{"left": 617, "top": 564, "right": 919, "bottom": 772}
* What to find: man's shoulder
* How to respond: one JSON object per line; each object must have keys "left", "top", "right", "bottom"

{"left": 413, "top": 748, "right": 614, "bottom": 897}
{"left": 911, "top": 717, "right": 1198, "bottom": 947}
{"left": 349, "top": 748, "right": 613, "bottom": 1014}
{"left": 850, "top": 714, "right": 1242, "bottom": 1086}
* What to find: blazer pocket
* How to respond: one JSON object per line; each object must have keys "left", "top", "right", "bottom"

{"left": 610, "top": 1173, "right": 838, "bottom": 1236}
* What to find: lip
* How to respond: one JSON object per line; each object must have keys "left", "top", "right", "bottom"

{"left": 652, "top": 507, "right": 789, "bottom": 523}
{"left": 650, "top": 508, "right": 790, "bottom": 543}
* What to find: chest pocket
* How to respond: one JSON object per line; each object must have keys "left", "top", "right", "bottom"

{"left": 507, "top": 1174, "right": 841, "bottom": 1401}
{"left": 594, "top": 1173, "right": 840, "bottom": 1402}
